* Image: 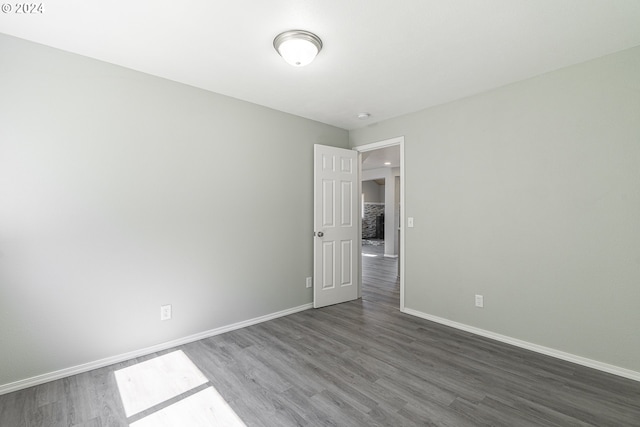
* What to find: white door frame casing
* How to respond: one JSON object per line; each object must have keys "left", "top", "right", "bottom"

{"left": 354, "top": 136, "right": 405, "bottom": 311}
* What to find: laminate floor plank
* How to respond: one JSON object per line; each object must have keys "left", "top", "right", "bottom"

{"left": 1, "top": 242, "right": 639, "bottom": 426}
{"left": 397, "top": 400, "right": 478, "bottom": 427}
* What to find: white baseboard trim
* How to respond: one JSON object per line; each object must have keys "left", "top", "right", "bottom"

{"left": 0, "top": 303, "right": 313, "bottom": 396}
{"left": 402, "top": 307, "right": 640, "bottom": 383}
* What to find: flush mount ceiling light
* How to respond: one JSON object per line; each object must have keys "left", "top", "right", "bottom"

{"left": 357, "top": 112, "right": 371, "bottom": 120}
{"left": 273, "top": 30, "right": 323, "bottom": 67}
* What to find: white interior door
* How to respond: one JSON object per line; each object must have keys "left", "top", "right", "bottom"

{"left": 313, "top": 144, "right": 359, "bottom": 308}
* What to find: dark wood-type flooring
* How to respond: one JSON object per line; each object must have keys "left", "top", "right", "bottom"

{"left": 1, "top": 243, "right": 639, "bottom": 426}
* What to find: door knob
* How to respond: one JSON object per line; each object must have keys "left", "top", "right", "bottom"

{"left": 316, "top": 231, "right": 324, "bottom": 237}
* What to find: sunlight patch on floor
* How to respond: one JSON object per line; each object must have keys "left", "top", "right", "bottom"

{"left": 130, "top": 387, "right": 246, "bottom": 427}
{"left": 114, "top": 349, "right": 245, "bottom": 426}
{"left": 115, "top": 350, "right": 208, "bottom": 416}
{"left": 362, "top": 253, "right": 378, "bottom": 257}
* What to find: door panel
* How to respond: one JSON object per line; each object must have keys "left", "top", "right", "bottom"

{"left": 341, "top": 240, "right": 353, "bottom": 285}
{"left": 314, "top": 144, "right": 358, "bottom": 308}
{"left": 322, "top": 241, "right": 335, "bottom": 289}
{"left": 341, "top": 181, "right": 353, "bottom": 226}
{"left": 322, "top": 180, "right": 335, "bottom": 227}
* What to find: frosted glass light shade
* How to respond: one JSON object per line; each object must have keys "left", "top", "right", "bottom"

{"left": 278, "top": 38, "right": 318, "bottom": 67}
{"left": 274, "top": 30, "right": 323, "bottom": 67}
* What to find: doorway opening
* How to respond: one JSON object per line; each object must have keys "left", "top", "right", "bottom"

{"left": 355, "top": 137, "right": 405, "bottom": 310}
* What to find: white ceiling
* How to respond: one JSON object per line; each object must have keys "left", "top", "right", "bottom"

{"left": 362, "top": 146, "right": 401, "bottom": 171}
{"left": 2, "top": 1, "right": 640, "bottom": 130}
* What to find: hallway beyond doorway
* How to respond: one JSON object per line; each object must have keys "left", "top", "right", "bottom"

{"left": 362, "top": 241, "right": 399, "bottom": 309}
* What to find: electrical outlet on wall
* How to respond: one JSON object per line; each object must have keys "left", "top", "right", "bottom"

{"left": 306, "top": 277, "right": 313, "bottom": 288}
{"left": 160, "top": 304, "right": 172, "bottom": 320}
{"left": 475, "top": 295, "right": 484, "bottom": 308}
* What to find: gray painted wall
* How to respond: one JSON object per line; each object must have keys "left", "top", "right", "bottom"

{"left": 362, "top": 180, "right": 383, "bottom": 203}
{"left": 350, "top": 46, "right": 640, "bottom": 373}
{"left": 0, "top": 34, "right": 348, "bottom": 386}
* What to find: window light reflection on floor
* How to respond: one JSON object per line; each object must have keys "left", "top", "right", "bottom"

{"left": 362, "top": 253, "right": 378, "bottom": 257}
{"left": 130, "top": 387, "right": 245, "bottom": 427}
{"left": 114, "top": 350, "right": 245, "bottom": 426}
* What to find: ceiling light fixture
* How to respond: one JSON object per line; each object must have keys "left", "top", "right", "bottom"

{"left": 357, "top": 112, "right": 371, "bottom": 120}
{"left": 273, "top": 30, "right": 323, "bottom": 67}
